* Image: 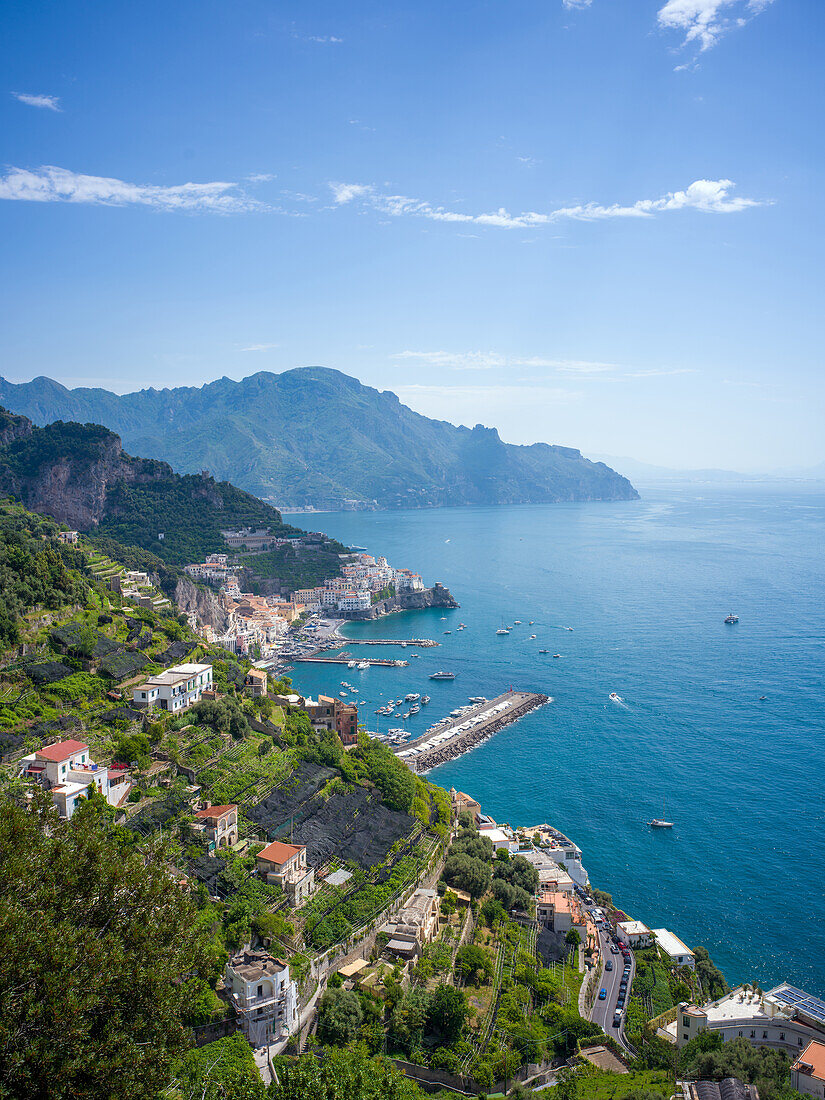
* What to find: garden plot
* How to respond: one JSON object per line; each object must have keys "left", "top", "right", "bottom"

{"left": 248, "top": 768, "right": 415, "bottom": 869}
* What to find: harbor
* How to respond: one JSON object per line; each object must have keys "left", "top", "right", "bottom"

{"left": 293, "top": 650, "right": 408, "bottom": 668}
{"left": 393, "top": 690, "right": 550, "bottom": 772}
{"left": 336, "top": 638, "right": 440, "bottom": 647}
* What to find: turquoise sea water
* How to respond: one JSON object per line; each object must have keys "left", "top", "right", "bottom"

{"left": 288, "top": 485, "right": 825, "bottom": 993}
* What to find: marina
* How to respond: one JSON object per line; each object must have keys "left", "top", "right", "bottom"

{"left": 336, "top": 638, "right": 440, "bottom": 647}
{"left": 394, "top": 690, "right": 549, "bottom": 772}
{"left": 294, "top": 650, "right": 408, "bottom": 668}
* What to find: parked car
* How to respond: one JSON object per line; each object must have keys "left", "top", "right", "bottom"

{"left": 613, "top": 1013, "right": 622, "bottom": 1028}
{"left": 611, "top": 945, "right": 619, "bottom": 954}
{"left": 598, "top": 988, "right": 607, "bottom": 1000}
{"left": 605, "top": 961, "right": 613, "bottom": 971}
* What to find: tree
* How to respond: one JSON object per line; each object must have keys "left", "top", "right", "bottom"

{"left": 428, "top": 984, "right": 467, "bottom": 1043}
{"left": 270, "top": 1045, "right": 421, "bottom": 1100}
{"left": 171, "top": 1034, "right": 266, "bottom": 1100}
{"left": 0, "top": 793, "right": 208, "bottom": 1100}
{"left": 316, "top": 988, "right": 364, "bottom": 1046}
{"left": 565, "top": 929, "right": 582, "bottom": 949}
{"left": 455, "top": 944, "right": 493, "bottom": 985}
{"left": 441, "top": 853, "right": 491, "bottom": 899}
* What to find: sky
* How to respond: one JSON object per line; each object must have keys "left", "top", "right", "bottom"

{"left": 1, "top": 0, "right": 823, "bottom": 470}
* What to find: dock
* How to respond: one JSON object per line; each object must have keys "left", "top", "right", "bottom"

{"left": 293, "top": 649, "right": 408, "bottom": 668}
{"left": 338, "top": 638, "right": 439, "bottom": 648}
{"left": 392, "top": 690, "right": 549, "bottom": 772}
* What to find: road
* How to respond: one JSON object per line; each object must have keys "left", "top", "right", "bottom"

{"left": 588, "top": 925, "right": 636, "bottom": 1053}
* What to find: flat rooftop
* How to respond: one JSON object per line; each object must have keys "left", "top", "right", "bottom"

{"left": 653, "top": 927, "right": 695, "bottom": 958}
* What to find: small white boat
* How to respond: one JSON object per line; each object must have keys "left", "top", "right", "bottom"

{"left": 496, "top": 627, "right": 510, "bottom": 636}
{"left": 514, "top": 620, "right": 522, "bottom": 625}
{"left": 725, "top": 612, "right": 739, "bottom": 624}
{"left": 609, "top": 692, "right": 623, "bottom": 703}
{"left": 648, "top": 799, "right": 673, "bottom": 828}
{"left": 358, "top": 661, "right": 369, "bottom": 669}
{"left": 530, "top": 634, "right": 536, "bottom": 639}
{"left": 552, "top": 653, "right": 561, "bottom": 659}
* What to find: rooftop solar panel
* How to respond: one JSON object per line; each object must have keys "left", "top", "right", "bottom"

{"left": 771, "top": 986, "right": 825, "bottom": 1023}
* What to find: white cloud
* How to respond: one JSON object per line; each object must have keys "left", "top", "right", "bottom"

{"left": 658, "top": 0, "right": 776, "bottom": 53}
{"left": 562, "top": 0, "right": 593, "bottom": 8}
{"left": 247, "top": 172, "right": 276, "bottom": 183}
{"left": 0, "top": 165, "right": 266, "bottom": 213}
{"left": 306, "top": 35, "right": 343, "bottom": 43}
{"left": 330, "top": 178, "right": 763, "bottom": 230}
{"left": 395, "top": 383, "right": 581, "bottom": 404}
{"left": 393, "top": 351, "right": 618, "bottom": 373}
{"left": 241, "top": 343, "right": 279, "bottom": 352}
{"left": 12, "top": 92, "right": 61, "bottom": 111}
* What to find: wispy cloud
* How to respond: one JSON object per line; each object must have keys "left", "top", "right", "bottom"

{"left": 396, "top": 383, "right": 581, "bottom": 404}
{"left": 0, "top": 165, "right": 266, "bottom": 213}
{"left": 393, "top": 351, "right": 617, "bottom": 373}
{"left": 562, "top": 0, "right": 593, "bottom": 8}
{"left": 12, "top": 92, "right": 61, "bottom": 111}
{"left": 624, "top": 368, "right": 696, "bottom": 377}
{"left": 330, "top": 178, "right": 764, "bottom": 230}
{"left": 305, "top": 35, "right": 343, "bottom": 43}
{"left": 240, "top": 343, "right": 279, "bottom": 352}
{"left": 658, "top": 0, "right": 776, "bottom": 55}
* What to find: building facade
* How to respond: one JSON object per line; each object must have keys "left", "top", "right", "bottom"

{"left": 132, "top": 663, "right": 213, "bottom": 712}
{"left": 224, "top": 948, "right": 298, "bottom": 1048}
{"left": 19, "top": 739, "right": 131, "bottom": 818}
{"left": 256, "top": 840, "right": 316, "bottom": 905}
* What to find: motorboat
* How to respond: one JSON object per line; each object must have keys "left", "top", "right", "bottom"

{"left": 725, "top": 612, "right": 739, "bottom": 624}
{"left": 496, "top": 627, "right": 510, "bottom": 636}
{"left": 469, "top": 696, "right": 486, "bottom": 704}
{"left": 357, "top": 661, "right": 369, "bottom": 669}
{"left": 609, "top": 692, "right": 623, "bottom": 703}
{"left": 421, "top": 695, "right": 430, "bottom": 704}
{"left": 538, "top": 649, "right": 549, "bottom": 654}
{"left": 552, "top": 653, "right": 561, "bottom": 658}
{"left": 444, "top": 630, "right": 452, "bottom": 634}
{"left": 530, "top": 634, "right": 536, "bottom": 639}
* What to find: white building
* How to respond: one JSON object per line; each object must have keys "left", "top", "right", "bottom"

{"left": 653, "top": 927, "right": 695, "bottom": 968}
{"left": 793, "top": 1040, "right": 825, "bottom": 1098}
{"left": 224, "top": 948, "right": 298, "bottom": 1048}
{"left": 617, "top": 920, "right": 654, "bottom": 947}
{"left": 480, "top": 827, "right": 512, "bottom": 853}
{"left": 19, "top": 739, "right": 131, "bottom": 819}
{"left": 338, "top": 591, "right": 371, "bottom": 612}
{"left": 132, "top": 663, "right": 212, "bottom": 712}
{"left": 665, "top": 985, "right": 825, "bottom": 1057}
{"left": 384, "top": 889, "right": 440, "bottom": 957}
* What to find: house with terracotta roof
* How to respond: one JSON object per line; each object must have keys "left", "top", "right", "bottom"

{"left": 256, "top": 839, "right": 315, "bottom": 905}
{"left": 194, "top": 804, "right": 238, "bottom": 849}
{"left": 244, "top": 668, "right": 268, "bottom": 697}
{"left": 793, "top": 1039, "right": 825, "bottom": 1097}
{"left": 449, "top": 788, "right": 481, "bottom": 822}
{"left": 19, "top": 739, "right": 131, "bottom": 818}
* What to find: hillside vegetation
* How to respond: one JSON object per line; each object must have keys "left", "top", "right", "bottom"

{"left": 0, "top": 413, "right": 347, "bottom": 595}
{"left": 0, "top": 367, "right": 639, "bottom": 509}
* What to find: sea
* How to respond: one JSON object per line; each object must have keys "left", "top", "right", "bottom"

{"left": 286, "top": 483, "right": 825, "bottom": 994}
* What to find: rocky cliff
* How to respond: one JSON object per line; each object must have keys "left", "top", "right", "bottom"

{"left": 173, "top": 575, "right": 234, "bottom": 633}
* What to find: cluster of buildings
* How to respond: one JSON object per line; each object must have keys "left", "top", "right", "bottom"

{"left": 184, "top": 554, "right": 241, "bottom": 597}
{"left": 294, "top": 553, "right": 424, "bottom": 615}
{"left": 18, "top": 739, "right": 132, "bottom": 819}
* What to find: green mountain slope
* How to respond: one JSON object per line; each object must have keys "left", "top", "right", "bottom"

{"left": 0, "top": 412, "right": 309, "bottom": 566}
{"left": 0, "top": 367, "right": 638, "bottom": 508}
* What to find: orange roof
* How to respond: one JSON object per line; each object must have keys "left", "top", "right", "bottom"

{"left": 36, "top": 739, "right": 89, "bottom": 763}
{"left": 257, "top": 839, "right": 304, "bottom": 865}
{"left": 195, "top": 804, "right": 237, "bottom": 820}
{"left": 795, "top": 1041, "right": 825, "bottom": 1082}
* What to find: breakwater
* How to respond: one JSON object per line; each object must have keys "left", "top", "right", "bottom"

{"left": 396, "top": 691, "right": 549, "bottom": 772}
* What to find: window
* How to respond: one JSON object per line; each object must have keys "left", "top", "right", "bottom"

{"left": 799, "top": 1038, "right": 804, "bottom": 1046}
{"left": 683, "top": 1034, "right": 690, "bottom": 1042}
{"left": 763, "top": 1031, "right": 768, "bottom": 1039}
{"left": 257, "top": 984, "right": 263, "bottom": 997}
{"left": 751, "top": 1031, "right": 756, "bottom": 1038}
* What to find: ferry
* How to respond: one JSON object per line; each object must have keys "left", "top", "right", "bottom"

{"left": 430, "top": 670, "right": 456, "bottom": 681}
{"left": 725, "top": 612, "right": 739, "bottom": 624}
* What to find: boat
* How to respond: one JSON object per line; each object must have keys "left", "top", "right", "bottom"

{"left": 609, "top": 692, "right": 622, "bottom": 703}
{"left": 402, "top": 712, "right": 410, "bottom": 720}
{"left": 648, "top": 799, "right": 673, "bottom": 829}
{"left": 458, "top": 623, "right": 467, "bottom": 630}
{"left": 514, "top": 620, "right": 522, "bottom": 625}
{"left": 469, "top": 696, "right": 486, "bottom": 704}
{"left": 529, "top": 621, "right": 534, "bottom": 625}
{"left": 538, "top": 649, "right": 549, "bottom": 654}
{"left": 339, "top": 691, "right": 347, "bottom": 698}
{"left": 725, "top": 612, "right": 739, "bottom": 624}
{"left": 530, "top": 634, "right": 536, "bottom": 639}
{"left": 421, "top": 695, "right": 430, "bottom": 704}
{"left": 443, "top": 630, "right": 452, "bottom": 634}
{"left": 410, "top": 705, "right": 420, "bottom": 714}
{"left": 496, "top": 626, "right": 510, "bottom": 636}
{"left": 552, "top": 653, "right": 561, "bottom": 659}
{"left": 405, "top": 693, "right": 420, "bottom": 702}
{"left": 430, "top": 670, "right": 456, "bottom": 680}
{"left": 357, "top": 661, "right": 369, "bottom": 669}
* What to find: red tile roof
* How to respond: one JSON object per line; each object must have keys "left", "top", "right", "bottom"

{"left": 36, "top": 739, "right": 89, "bottom": 763}
{"left": 195, "top": 804, "right": 237, "bottom": 819}
{"left": 257, "top": 839, "right": 304, "bottom": 865}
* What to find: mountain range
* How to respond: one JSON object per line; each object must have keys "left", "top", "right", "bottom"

{"left": 0, "top": 368, "right": 638, "bottom": 509}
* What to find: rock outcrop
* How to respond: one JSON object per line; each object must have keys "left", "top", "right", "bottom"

{"left": 173, "top": 575, "right": 234, "bottom": 633}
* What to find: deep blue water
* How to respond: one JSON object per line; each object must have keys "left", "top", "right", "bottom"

{"left": 287, "top": 485, "right": 825, "bottom": 993}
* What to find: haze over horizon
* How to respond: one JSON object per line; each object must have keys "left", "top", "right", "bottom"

{"left": 2, "top": 0, "right": 823, "bottom": 470}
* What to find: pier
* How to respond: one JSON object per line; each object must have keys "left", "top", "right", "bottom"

{"left": 293, "top": 650, "right": 408, "bottom": 668}
{"left": 393, "top": 690, "right": 549, "bottom": 772}
{"left": 338, "top": 638, "right": 439, "bottom": 648}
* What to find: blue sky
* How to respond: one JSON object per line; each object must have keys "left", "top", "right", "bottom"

{"left": 1, "top": 0, "right": 823, "bottom": 469}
